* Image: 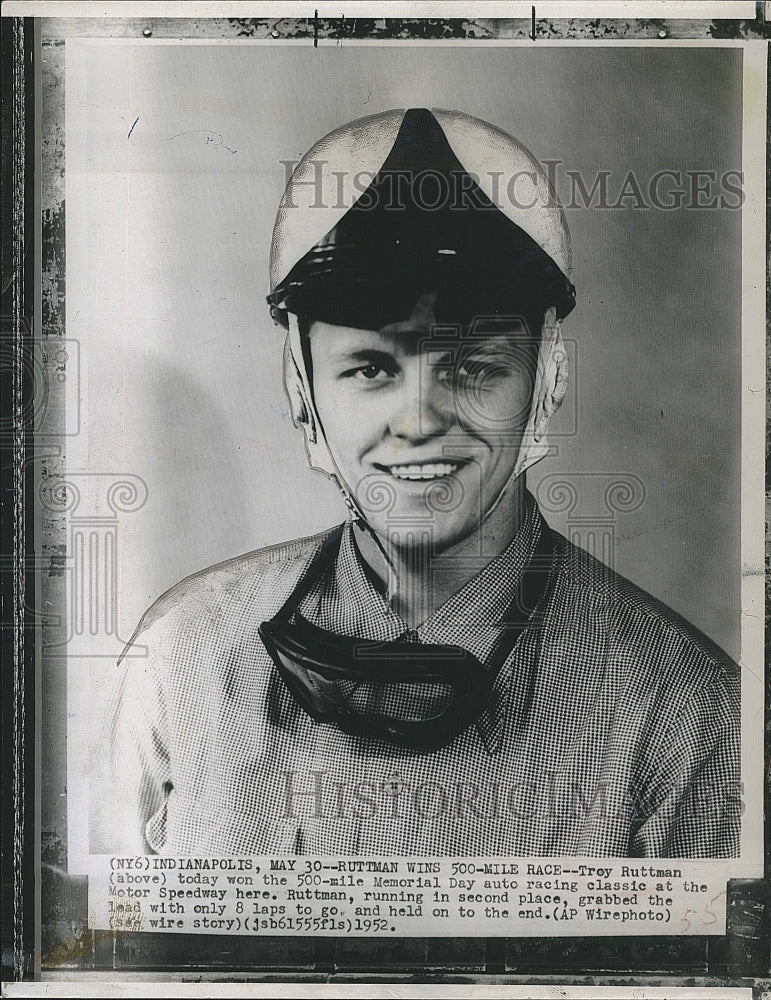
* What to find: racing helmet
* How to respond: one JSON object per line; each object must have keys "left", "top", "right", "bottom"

{"left": 267, "top": 108, "right": 574, "bottom": 515}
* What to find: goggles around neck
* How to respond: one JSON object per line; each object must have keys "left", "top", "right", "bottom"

{"left": 258, "top": 522, "right": 555, "bottom": 752}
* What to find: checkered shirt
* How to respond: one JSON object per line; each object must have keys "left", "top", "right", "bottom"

{"left": 91, "top": 492, "right": 741, "bottom": 858}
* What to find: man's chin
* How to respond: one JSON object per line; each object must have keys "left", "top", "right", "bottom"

{"left": 369, "top": 513, "right": 481, "bottom": 559}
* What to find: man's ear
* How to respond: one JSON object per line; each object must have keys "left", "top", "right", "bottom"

{"left": 533, "top": 307, "right": 569, "bottom": 443}
{"left": 283, "top": 337, "right": 317, "bottom": 444}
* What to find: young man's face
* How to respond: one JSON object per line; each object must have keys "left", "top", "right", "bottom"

{"left": 306, "top": 293, "right": 539, "bottom": 553}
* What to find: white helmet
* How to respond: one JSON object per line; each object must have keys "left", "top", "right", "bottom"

{"left": 268, "top": 108, "right": 574, "bottom": 523}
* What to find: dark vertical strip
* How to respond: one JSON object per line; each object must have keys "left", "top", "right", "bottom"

{"left": 31, "top": 15, "right": 42, "bottom": 981}
{"left": 13, "top": 15, "right": 27, "bottom": 982}
{"left": 313, "top": 935, "right": 337, "bottom": 973}
{"left": 24, "top": 17, "right": 38, "bottom": 981}
{"left": 726, "top": 879, "right": 769, "bottom": 976}
{"left": 765, "top": 44, "right": 771, "bottom": 985}
{"left": 484, "top": 936, "right": 505, "bottom": 973}
{"left": 2, "top": 14, "right": 35, "bottom": 984}
{"left": 20, "top": 14, "right": 35, "bottom": 984}
{"left": 0, "top": 14, "right": 14, "bottom": 986}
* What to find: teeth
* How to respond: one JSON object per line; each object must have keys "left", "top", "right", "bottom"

{"left": 388, "top": 463, "right": 459, "bottom": 481}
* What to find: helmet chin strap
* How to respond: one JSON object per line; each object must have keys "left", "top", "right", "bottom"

{"left": 285, "top": 314, "right": 397, "bottom": 575}
{"left": 481, "top": 306, "right": 569, "bottom": 523}
{"left": 284, "top": 307, "right": 568, "bottom": 561}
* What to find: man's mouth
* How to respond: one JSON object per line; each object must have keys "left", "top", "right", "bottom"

{"left": 380, "top": 462, "right": 462, "bottom": 481}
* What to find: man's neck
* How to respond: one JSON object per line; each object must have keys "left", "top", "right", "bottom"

{"left": 352, "top": 479, "right": 529, "bottom": 628}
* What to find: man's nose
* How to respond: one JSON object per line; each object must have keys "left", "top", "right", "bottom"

{"left": 388, "top": 367, "right": 453, "bottom": 441}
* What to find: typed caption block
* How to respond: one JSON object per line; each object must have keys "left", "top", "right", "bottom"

{"left": 89, "top": 856, "right": 728, "bottom": 937}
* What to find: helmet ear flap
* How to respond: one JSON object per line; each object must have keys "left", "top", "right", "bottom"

{"left": 533, "top": 310, "right": 569, "bottom": 444}
{"left": 283, "top": 337, "right": 317, "bottom": 444}
{"left": 504, "top": 307, "right": 568, "bottom": 486}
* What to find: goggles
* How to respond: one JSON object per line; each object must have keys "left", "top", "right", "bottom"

{"left": 259, "top": 522, "right": 555, "bottom": 751}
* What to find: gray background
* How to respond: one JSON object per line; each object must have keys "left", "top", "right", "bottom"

{"left": 67, "top": 41, "right": 742, "bottom": 655}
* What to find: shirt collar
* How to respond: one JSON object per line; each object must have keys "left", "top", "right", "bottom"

{"left": 299, "top": 490, "right": 545, "bottom": 755}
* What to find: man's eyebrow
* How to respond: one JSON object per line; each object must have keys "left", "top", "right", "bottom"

{"left": 333, "top": 348, "right": 397, "bottom": 366}
{"left": 459, "top": 338, "right": 535, "bottom": 354}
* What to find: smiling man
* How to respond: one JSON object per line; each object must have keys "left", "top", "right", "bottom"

{"left": 301, "top": 295, "right": 540, "bottom": 624}
{"left": 93, "top": 108, "right": 740, "bottom": 859}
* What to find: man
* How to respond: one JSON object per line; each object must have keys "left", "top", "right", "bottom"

{"left": 92, "top": 108, "right": 740, "bottom": 858}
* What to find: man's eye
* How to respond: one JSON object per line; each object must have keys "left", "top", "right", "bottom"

{"left": 457, "top": 359, "right": 495, "bottom": 379}
{"left": 437, "top": 359, "right": 507, "bottom": 385}
{"left": 346, "top": 365, "right": 394, "bottom": 382}
{"left": 438, "top": 356, "right": 525, "bottom": 386}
